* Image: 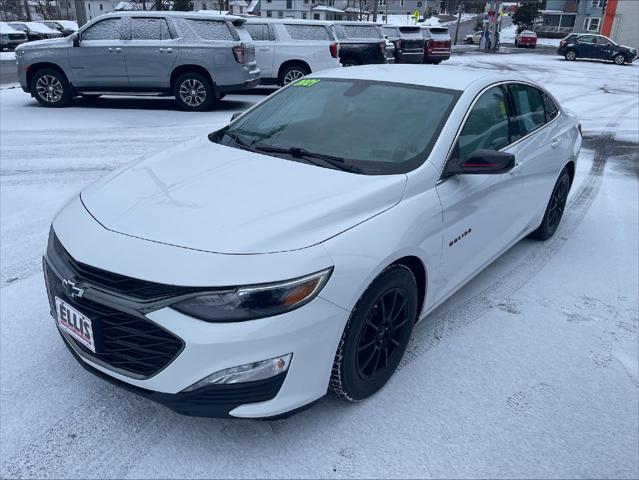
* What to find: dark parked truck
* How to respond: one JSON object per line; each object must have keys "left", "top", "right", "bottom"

{"left": 421, "top": 26, "right": 451, "bottom": 64}
{"left": 381, "top": 25, "right": 424, "bottom": 63}
{"left": 330, "top": 22, "right": 387, "bottom": 66}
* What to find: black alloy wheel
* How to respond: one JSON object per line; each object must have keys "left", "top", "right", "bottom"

{"left": 330, "top": 265, "right": 417, "bottom": 401}
{"left": 531, "top": 168, "right": 571, "bottom": 240}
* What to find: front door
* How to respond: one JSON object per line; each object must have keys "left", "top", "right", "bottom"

{"left": 69, "top": 17, "right": 129, "bottom": 88}
{"left": 245, "top": 23, "right": 275, "bottom": 78}
{"left": 435, "top": 86, "right": 529, "bottom": 299}
{"left": 122, "top": 17, "right": 177, "bottom": 89}
{"left": 576, "top": 35, "right": 597, "bottom": 59}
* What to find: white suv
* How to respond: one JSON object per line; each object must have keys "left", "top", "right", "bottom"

{"left": 245, "top": 19, "right": 340, "bottom": 86}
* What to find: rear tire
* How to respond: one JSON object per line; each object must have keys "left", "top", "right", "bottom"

{"left": 330, "top": 265, "right": 418, "bottom": 401}
{"left": 613, "top": 53, "right": 626, "bottom": 65}
{"left": 531, "top": 168, "right": 571, "bottom": 241}
{"left": 565, "top": 50, "right": 577, "bottom": 61}
{"left": 30, "top": 68, "right": 72, "bottom": 107}
{"left": 278, "top": 64, "right": 309, "bottom": 86}
{"left": 173, "top": 72, "right": 215, "bottom": 111}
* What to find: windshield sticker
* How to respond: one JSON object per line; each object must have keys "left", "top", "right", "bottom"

{"left": 293, "top": 79, "right": 321, "bottom": 87}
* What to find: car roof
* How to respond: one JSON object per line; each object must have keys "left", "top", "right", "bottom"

{"left": 102, "top": 10, "right": 245, "bottom": 22}
{"left": 309, "top": 64, "right": 526, "bottom": 92}
{"left": 245, "top": 18, "right": 334, "bottom": 26}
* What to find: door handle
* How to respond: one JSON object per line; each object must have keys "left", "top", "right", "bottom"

{"left": 551, "top": 138, "right": 562, "bottom": 148}
{"left": 159, "top": 47, "right": 173, "bottom": 53}
{"left": 108, "top": 47, "right": 122, "bottom": 53}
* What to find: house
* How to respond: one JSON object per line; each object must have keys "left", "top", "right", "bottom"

{"left": 601, "top": 0, "right": 639, "bottom": 50}
{"left": 253, "top": 0, "right": 431, "bottom": 21}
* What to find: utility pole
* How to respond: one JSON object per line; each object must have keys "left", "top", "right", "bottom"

{"left": 22, "top": 0, "right": 32, "bottom": 20}
{"left": 371, "top": 0, "right": 378, "bottom": 22}
{"left": 74, "top": 0, "right": 87, "bottom": 25}
{"left": 453, "top": 0, "right": 463, "bottom": 45}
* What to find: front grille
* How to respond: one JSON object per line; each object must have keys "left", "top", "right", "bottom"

{"left": 47, "top": 231, "right": 208, "bottom": 301}
{"left": 44, "top": 245, "right": 185, "bottom": 379}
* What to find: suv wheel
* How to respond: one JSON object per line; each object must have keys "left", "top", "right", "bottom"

{"left": 279, "top": 65, "right": 309, "bottom": 86}
{"left": 565, "top": 50, "right": 577, "bottom": 61}
{"left": 173, "top": 72, "right": 215, "bottom": 111}
{"left": 613, "top": 53, "right": 626, "bottom": 65}
{"left": 330, "top": 265, "right": 417, "bottom": 401}
{"left": 31, "top": 68, "right": 72, "bottom": 107}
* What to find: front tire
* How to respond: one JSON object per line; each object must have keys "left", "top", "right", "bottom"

{"left": 531, "top": 168, "right": 571, "bottom": 240}
{"left": 341, "top": 58, "right": 360, "bottom": 67}
{"left": 330, "top": 265, "right": 418, "bottom": 401}
{"left": 613, "top": 53, "right": 626, "bottom": 65}
{"left": 30, "top": 68, "right": 72, "bottom": 107}
{"left": 173, "top": 72, "right": 215, "bottom": 111}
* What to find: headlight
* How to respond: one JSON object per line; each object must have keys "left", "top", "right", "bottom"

{"left": 172, "top": 268, "right": 333, "bottom": 322}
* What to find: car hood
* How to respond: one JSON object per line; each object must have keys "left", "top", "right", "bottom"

{"left": 81, "top": 139, "right": 407, "bottom": 254}
{"left": 17, "top": 36, "right": 69, "bottom": 49}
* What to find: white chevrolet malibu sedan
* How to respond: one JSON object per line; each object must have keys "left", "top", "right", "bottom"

{"left": 45, "top": 65, "right": 582, "bottom": 419}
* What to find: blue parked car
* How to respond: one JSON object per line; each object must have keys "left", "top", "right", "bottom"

{"left": 558, "top": 33, "right": 637, "bottom": 65}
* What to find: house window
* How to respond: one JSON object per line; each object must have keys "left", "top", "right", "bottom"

{"left": 591, "top": 0, "right": 603, "bottom": 8}
{"left": 302, "top": 12, "right": 307, "bottom": 18}
{"left": 584, "top": 17, "right": 600, "bottom": 32}
{"left": 378, "top": 0, "right": 385, "bottom": 5}
{"left": 400, "top": 0, "right": 404, "bottom": 5}
{"left": 286, "top": 0, "right": 292, "bottom": 7}
{"left": 266, "top": 10, "right": 272, "bottom": 16}
{"left": 99, "top": 3, "right": 103, "bottom": 9}
{"left": 201, "top": 2, "right": 206, "bottom": 8}
{"left": 87, "top": 2, "right": 91, "bottom": 10}
{"left": 278, "top": 10, "right": 283, "bottom": 17}
{"left": 313, "top": 13, "right": 319, "bottom": 19}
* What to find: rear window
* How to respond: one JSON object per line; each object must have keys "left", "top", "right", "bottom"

{"left": 131, "top": 17, "right": 172, "bottom": 40}
{"left": 285, "top": 24, "right": 332, "bottom": 41}
{"left": 182, "top": 19, "right": 236, "bottom": 41}
{"left": 338, "top": 25, "right": 381, "bottom": 40}
{"left": 398, "top": 26, "right": 420, "bottom": 33}
{"left": 246, "top": 23, "right": 271, "bottom": 41}
{"left": 382, "top": 26, "right": 399, "bottom": 37}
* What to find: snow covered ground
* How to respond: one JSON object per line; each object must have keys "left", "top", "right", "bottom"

{"left": 1, "top": 54, "right": 638, "bottom": 479}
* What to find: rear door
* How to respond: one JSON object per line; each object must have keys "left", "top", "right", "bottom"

{"left": 506, "top": 83, "right": 572, "bottom": 223}
{"left": 122, "top": 16, "right": 177, "bottom": 89}
{"left": 436, "top": 86, "right": 529, "bottom": 297}
{"left": 69, "top": 17, "right": 128, "bottom": 88}
{"left": 246, "top": 23, "right": 275, "bottom": 78}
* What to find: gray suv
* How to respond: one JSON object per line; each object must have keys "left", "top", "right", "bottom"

{"left": 15, "top": 12, "right": 260, "bottom": 111}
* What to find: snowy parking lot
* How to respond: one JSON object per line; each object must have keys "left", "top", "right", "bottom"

{"left": 1, "top": 52, "right": 638, "bottom": 478}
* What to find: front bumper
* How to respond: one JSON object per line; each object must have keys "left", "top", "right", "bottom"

{"left": 46, "top": 198, "right": 349, "bottom": 418}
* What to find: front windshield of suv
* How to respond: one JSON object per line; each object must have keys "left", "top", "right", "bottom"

{"left": 213, "top": 78, "right": 460, "bottom": 175}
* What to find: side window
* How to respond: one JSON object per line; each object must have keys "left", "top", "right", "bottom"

{"left": 82, "top": 18, "right": 121, "bottom": 41}
{"left": 342, "top": 25, "right": 381, "bottom": 39}
{"left": 131, "top": 17, "right": 171, "bottom": 40}
{"left": 284, "top": 24, "right": 331, "bottom": 40}
{"left": 246, "top": 23, "right": 271, "bottom": 41}
{"left": 542, "top": 92, "right": 559, "bottom": 122}
{"left": 577, "top": 35, "right": 595, "bottom": 44}
{"left": 184, "top": 19, "right": 235, "bottom": 41}
{"left": 455, "top": 86, "right": 510, "bottom": 161}
{"left": 594, "top": 36, "right": 609, "bottom": 46}
{"left": 509, "top": 83, "right": 546, "bottom": 138}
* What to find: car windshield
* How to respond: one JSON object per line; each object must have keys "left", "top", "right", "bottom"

{"left": 213, "top": 78, "right": 460, "bottom": 175}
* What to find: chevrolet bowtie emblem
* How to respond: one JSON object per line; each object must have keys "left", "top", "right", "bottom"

{"left": 62, "top": 278, "right": 85, "bottom": 299}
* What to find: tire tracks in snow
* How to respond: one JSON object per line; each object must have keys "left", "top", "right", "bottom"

{"left": 399, "top": 114, "right": 623, "bottom": 371}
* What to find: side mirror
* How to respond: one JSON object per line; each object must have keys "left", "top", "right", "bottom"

{"left": 73, "top": 33, "right": 80, "bottom": 47}
{"left": 444, "top": 149, "right": 516, "bottom": 176}
{"left": 230, "top": 111, "right": 243, "bottom": 121}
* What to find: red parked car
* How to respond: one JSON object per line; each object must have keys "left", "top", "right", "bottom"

{"left": 421, "top": 26, "right": 451, "bottom": 64}
{"left": 515, "top": 30, "right": 537, "bottom": 48}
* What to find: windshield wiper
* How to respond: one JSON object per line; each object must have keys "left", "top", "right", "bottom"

{"left": 253, "top": 144, "right": 362, "bottom": 174}
{"left": 224, "top": 130, "right": 256, "bottom": 151}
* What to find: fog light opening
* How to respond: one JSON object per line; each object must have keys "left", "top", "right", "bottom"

{"left": 182, "top": 353, "right": 292, "bottom": 392}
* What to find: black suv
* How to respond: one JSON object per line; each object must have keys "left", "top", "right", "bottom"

{"left": 558, "top": 33, "right": 637, "bottom": 65}
{"left": 381, "top": 25, "right": 424, "bottom": 63}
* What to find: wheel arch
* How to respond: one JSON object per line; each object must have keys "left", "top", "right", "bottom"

{"left": 170, "top": 64, "right": 215, "bottom": 91}
{"left": 564, "top": 160, "right": 576, "bottom": 186}
{"left": 26, "top": 62, "right": 70, "bottom": 93}
{"left": 389, "top": 255, "right": 427, "bottom": 321}
{"left": 277, "top": 59, "right": 311, "bottom": 85}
